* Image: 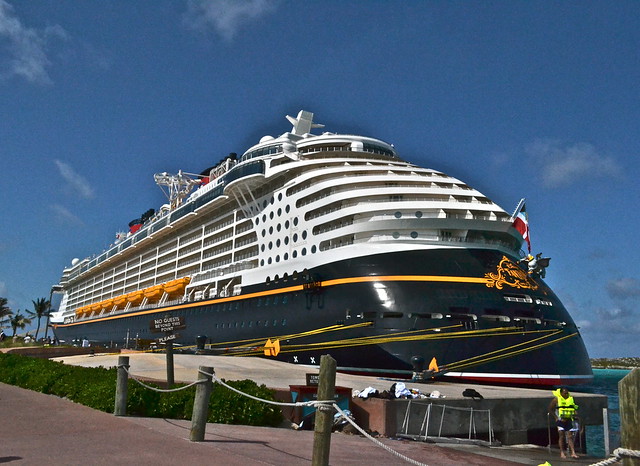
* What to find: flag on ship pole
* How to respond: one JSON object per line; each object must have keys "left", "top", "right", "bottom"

{"left": 512, "top": 198, "right": 531, "bottom": 253}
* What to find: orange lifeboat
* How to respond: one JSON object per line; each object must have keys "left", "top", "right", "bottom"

{"left": 100, "top": 298, "right": 114, "bottom": 311}
{"left": 163, "top": 277, "right": 191, "bottom": 296}
{"left": 75, "top": 306, "right": 87, "bottom": 318}
{"left": 113, "top": 294, "right": 127, "bottom": 308}
{"left": 126, "top": 290, "right": 144, "bottom": 305}
{"left": 143, "top": 284, "right": 164, "bottom": 301}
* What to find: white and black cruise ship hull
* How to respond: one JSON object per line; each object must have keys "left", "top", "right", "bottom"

{"left": 53, "top": 248, "right": 592, "bottom": 386}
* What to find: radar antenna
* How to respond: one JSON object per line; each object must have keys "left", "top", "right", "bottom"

{"left": 154, "top": 170, "right": 200, "bottom": 209}
{"left": 286, "top": 110, "right": 324, "bottom": 135}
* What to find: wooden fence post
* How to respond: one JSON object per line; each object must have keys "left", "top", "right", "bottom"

{"left": 190, "top": 365, "right": 213, "bottom": 442}
{"left": 166, "top": 341, "right": 174, "bottom": 387}
{"left": 114, "top": 355, "right": 129, "bottom": 416}
{"left": 619, "top": 368, "right": 639, "bottom": 466}
{"left": 312, "top": 355, "right": 337, "bottom": 466}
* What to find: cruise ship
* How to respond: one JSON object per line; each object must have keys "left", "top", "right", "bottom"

{"left": 50, "top": 110, "right": 593, "bottom": 386}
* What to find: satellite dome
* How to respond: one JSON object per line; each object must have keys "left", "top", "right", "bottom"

{"left": 259, "top": 135, "right": 274, "bottom": 143}
{"left": 71, "top": 258, "right": 80, "bottom": 266}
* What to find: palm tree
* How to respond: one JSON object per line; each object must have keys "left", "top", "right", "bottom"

{"left": 10, "top": 311, "right": 32, "bottom": 337}
{"left": 31, "top": 297, "right": 51, "bottom": 341}
{"left": 0, "top": 297, "right": 11, "bottom": 328}
{"left": 1, "top": 297, "right": 11, "bottom": 340}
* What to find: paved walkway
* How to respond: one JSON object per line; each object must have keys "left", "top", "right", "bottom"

{"left": 2, "top": 381, "right": 600, "bottom": 465}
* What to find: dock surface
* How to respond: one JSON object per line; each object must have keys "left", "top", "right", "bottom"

{"left": 1, "top": 351, "right": 606, "bottom": 465}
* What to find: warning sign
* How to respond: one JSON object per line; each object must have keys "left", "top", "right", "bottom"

{"left": 150, "top": 316, "right": 186, "bottom": 333}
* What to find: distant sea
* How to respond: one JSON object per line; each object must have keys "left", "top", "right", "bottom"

{"left": 578, "top": 368, "right": 631, "bottom": 458}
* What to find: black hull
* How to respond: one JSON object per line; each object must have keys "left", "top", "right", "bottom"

{"left": 53, "top": 249, "right": 593, "bottom": 387}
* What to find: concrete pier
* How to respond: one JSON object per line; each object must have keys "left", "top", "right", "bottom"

{"left": 51, "top": 351, "right": 607, "bottom": 449}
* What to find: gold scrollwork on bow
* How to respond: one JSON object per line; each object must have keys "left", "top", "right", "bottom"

{"left": 485, "top": 256, "right": 539, "bottom": 290}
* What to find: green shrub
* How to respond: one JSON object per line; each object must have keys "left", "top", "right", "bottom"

{"left": 0, "top": 353, "right": 283, "bottom": 426}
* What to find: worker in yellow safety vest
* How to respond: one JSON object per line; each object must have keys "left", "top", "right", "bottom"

{"left": 548, "top": 387, "right": 580, "bottom": 459}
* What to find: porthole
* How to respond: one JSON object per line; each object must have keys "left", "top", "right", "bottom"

{"left": 284, "top": 252, "right": 289, "bottom": 260}
{"left": 302, "top": 231, "right": 307, "bottom": 240}
{"left": 284, "top": 237, "right": 290, "bottom": 245}
{"left": 302, "top": 247, "right": 307, "bottom": 256}
{"left": 268, "top": 257, "right": 272, "bottom": 264}
{"left": 285, "top": 220, "right": 290, "bottom": 228}
{"left": 293, "top": 250, "right": 298, "bottom": 258}
{"left": 261, "top": 244, "right": 265, "bottom": 252}
{"left": 268, "top": 241, "right": 273, "bottom": 249}
{"left": 311, "top": 245, "right": 317, "bottom": 253}
{"left": 293, "top": 217, "right": 299, "bottom": 226}
{"left": 270, "top": 212, "right": 274, "bottom": 219}
{"left": 276, "top": 239, "right": 281, "bottom": 247}
{"left": 285, "top": 205, "right": 290, "bottom": 213}
{"left": 278, "top": 193, "right": 283, "bottom": 201}
{"left": 255, "top": 218, "right": 260, "bottom": 225}
{"left": 269, "top": 226, "right": 274, "bottom": 234}
{"left": 262, "top": 229, "right": 266, "bottom": 237}
{"left": 293, "top": 233, "right": 298, "bottom": 242}
{"left": 394, "top": 211, "right": 402, "bottom": 219}
{"left": 277, "top": 208, "right": 282, "bottom": 216}
{"left": 270, "top": 196, "right": 274, "bottom": 205}
{"left": 260, "top": 259, "right": 265, "bottom": 266}
{"left": 276, "top": 255, "right": 280, "bottom": 262}
{"left": 262, "top": 214, "right": 267, "bottom": 221}
{"left": 411, "top": 231, "right": 418, "bottom": 238}
{"left": 415, "top": 211, "right": 423, "bottom": 218}
{"left": 392, "top": 232, "right": 400, "bottom": 239}
{"left": 277, "top": 224, "right": 282, "bottom": 232}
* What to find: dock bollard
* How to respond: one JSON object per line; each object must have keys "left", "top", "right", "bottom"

{"left": 190, "top": 365, "right": 213, "bottom": 442}
{"left": 312, "top": 355, "right": 337, "bottom": 466}
{"left": 114, "top": 355, "right": 129, "bottom": 416}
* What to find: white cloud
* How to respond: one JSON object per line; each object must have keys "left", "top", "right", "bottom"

{"left": 0, "top": 0, "right": 68, "bottom": 84}
{"left": 54, "top": 160, "right": 95, "bottom": 199}
{"left": 525, "top": 139, "right": 622, "bottom": 188}
{"left": 606, "top": 277, "right": 640, "bottom": 300}
{"left": 51, "top": 204, "right": 84, "bottom": 226}
{"left": 183, "top": 0, "right": 277, "bottom": 41}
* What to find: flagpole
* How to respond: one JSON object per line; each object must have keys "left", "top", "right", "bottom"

{"left": 511, "top": 198, "right": 526, "bottom": 219}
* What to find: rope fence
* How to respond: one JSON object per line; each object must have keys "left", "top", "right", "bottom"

{"left": 589, "top": 448, "right": 640, "bottom": 466}
{"left": 115, "top": 357, "right": 640, "bottom": 466}
{"left": 115, "top": 357, "right": 427, "bottom": 465}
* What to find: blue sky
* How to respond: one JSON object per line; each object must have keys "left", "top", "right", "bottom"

{"left": 1, "top": 1, "right": 638, "bottom": 358}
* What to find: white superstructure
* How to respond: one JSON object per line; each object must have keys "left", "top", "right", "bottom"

{"left": 51, "top": 111, "right": 518, "bottom": 325}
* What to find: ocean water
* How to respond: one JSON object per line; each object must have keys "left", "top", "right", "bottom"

{"left": 578, "top": 368, "right": 631, "bottom": 458}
